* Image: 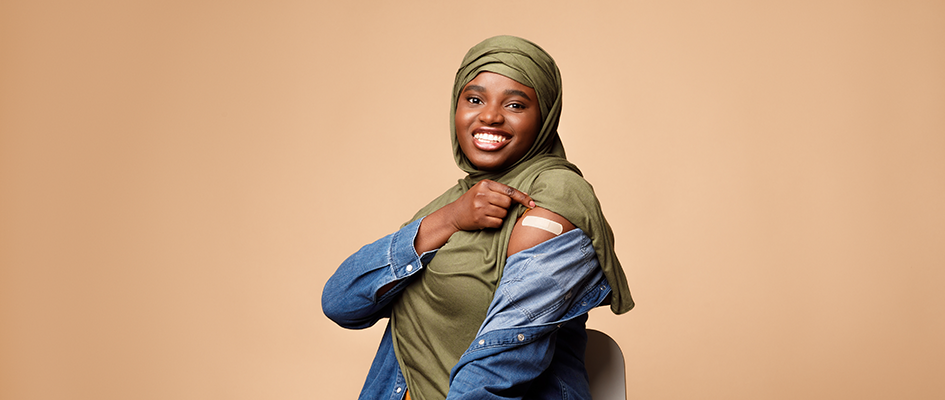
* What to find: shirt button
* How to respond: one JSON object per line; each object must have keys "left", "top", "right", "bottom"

{"left": 395, "top": 387, "right": 402, "bottom": 393}
{"left": 478, "top": 339, "right": 485, "bottom": 345}
{"left": 406, "top": 264, "right": 414, "bottom": 272}
{"left": 517, "top": 334, "right": 525, "bottom": 341}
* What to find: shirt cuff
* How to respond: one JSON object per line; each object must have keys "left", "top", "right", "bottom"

{"left": 389, "top": 217, "right": 437, "bottom": 279}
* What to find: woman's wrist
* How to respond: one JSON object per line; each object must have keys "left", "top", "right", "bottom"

{"left": 414, "top": 204, "right": 460, "bottom": 254}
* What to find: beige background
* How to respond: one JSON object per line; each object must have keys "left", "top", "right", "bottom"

{"left": 2, "top": 1, "right": 943, "bottom": 399}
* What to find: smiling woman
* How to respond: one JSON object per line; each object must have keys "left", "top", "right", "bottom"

{"left": 322, "top": 35, "right": 633, "bottom": 400}
{"left": 455, "top": 72, "right": 541, "bottom": 172}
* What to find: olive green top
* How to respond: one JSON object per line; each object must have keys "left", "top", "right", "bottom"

{"left": 390, "top": 35, "right": 633, "bottom": 400}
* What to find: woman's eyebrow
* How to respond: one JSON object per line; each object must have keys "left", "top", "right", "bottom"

{"left": 504, "top": 89, "right": 531, "bottom": 101}
{"left": 462, "top": 85, "right": 532, "bottom": 101}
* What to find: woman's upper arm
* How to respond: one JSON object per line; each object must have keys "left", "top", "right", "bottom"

{"left": 507, "top": 207, "right": 576, "bottom": 256}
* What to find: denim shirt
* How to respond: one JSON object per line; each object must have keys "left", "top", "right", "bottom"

{"left": 322, "top": 218, "right": 612, "bottom": 400}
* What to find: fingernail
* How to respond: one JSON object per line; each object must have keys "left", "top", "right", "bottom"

{"left": 529, "top": 201, "right": 536, "bottom": 208}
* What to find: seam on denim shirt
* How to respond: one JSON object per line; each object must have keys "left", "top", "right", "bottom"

{"left": 470, "top": 274, "right": 605, "bottom": 353}
{"left": 461, "top": 281, "right": 607, "bottom": 358}
{"left": 561, "top": 278, "right": 610, "bottom": 321}
{"left": 502, "top": 255, "right": 569, "bottom": 322}
{"left": 553, "top": 372, "right": 569, "bottom": 400}
{"left": 388, "top": 218, "right": 423, "bottom": 279}
{"left": 374, "top": 219, "right": 429, "bottom": 305}
{"left": 466, "top": 324, "right": 551, "bottom": 352}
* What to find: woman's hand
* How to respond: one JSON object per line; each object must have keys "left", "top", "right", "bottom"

{"left": 447, "top": 180, "right": 535, "bottom": 231}
{"left": 415, "top": 180, "right": 534, "bottom": 254}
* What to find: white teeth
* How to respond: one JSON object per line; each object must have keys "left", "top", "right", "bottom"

{"left": 474, "top": 132, "right": 507, "bottom": 143}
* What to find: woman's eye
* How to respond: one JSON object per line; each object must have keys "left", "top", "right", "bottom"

{"left": 507, "top": 103, "right": 525, "bottom": 110}
{"left": 466, "top": 97, "right": 483, "bottom": 105}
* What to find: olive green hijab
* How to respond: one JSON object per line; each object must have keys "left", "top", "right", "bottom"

{"left": 390, "top": 35, "right": 633, "bottom": 400}
{"left": 449, "top": 35, "right": 567, "bottom": 174}
{"left": 414, "top": 35, "right": 632, "bottom": 313}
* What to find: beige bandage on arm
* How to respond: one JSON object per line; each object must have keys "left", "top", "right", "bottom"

{"left": 521, "top": 215, "right": 563, "bottom": 235}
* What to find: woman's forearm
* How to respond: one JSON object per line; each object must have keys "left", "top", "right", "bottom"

{"left": 414, "top": 203, "right": 460, "bottom": 254}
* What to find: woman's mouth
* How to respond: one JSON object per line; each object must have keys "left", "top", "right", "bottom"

{"left": 474, "top": 132, "right": 508, "bottom": 144}
{"left": 473, "top": 131, "right": 511, "bottom": 151}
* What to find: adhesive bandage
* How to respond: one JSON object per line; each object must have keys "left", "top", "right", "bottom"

{"left": 522, "top": 215, "right": 563, "bottom": 235}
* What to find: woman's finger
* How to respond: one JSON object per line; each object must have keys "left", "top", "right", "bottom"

{"left": 484, "top": 180, "right": 535, "bottom": 209}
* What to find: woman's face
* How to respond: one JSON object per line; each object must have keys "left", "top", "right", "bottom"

{"left": 455, "top": 72, "right": 541, "bottom": 172}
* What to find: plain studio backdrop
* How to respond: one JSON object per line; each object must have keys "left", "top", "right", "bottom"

{"left": 1, "top": 1, "right": 943, "bottom": 399}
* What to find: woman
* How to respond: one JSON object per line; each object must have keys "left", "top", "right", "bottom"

{"left": 323, "top": 35, "right": 633, "bottom": 400}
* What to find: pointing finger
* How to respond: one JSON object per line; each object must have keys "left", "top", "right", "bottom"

{"left": 486, "top": 181, "right": 535, "bottom": 209}
{"left": 509, "top": 187, "right": 536, "bottom": 209}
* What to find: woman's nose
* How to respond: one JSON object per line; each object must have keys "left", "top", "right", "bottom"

{"left": 478, "top": 104, "right": 505, "bottom": 125}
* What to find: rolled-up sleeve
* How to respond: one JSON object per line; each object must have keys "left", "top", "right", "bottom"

{"left": 322, "top": 218, "right": 437, "bottom": 329}
{"left": 446, "top": 228, "right": 610, "bottom": 399}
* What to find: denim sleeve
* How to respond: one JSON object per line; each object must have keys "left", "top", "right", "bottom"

{"left": 322, "top": 218, "right": 437, "bottom": 330}
{"left": 446, "top": 229, "right": 610, "bottom": 400}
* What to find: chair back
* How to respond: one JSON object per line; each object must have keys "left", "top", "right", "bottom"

{"left": 585, "top": 329, "right": 626, "bottom": 400}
